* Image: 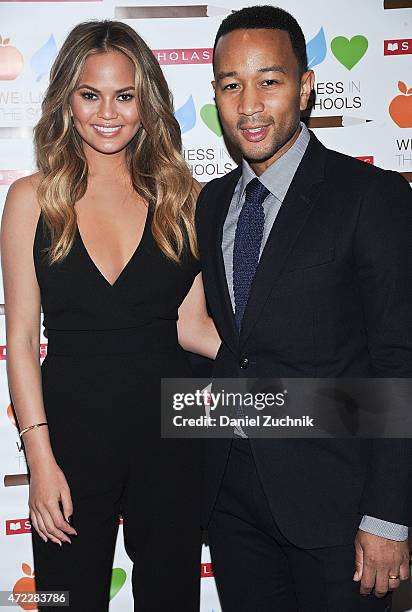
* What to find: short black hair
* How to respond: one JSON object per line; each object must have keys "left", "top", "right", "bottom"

{"left": 213, "top": 5, "right": 308, "bottom": 75}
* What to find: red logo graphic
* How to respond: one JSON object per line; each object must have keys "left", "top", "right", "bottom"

{"left": 0, "top": 0, "right": 102, "bottom": 2}
{"left": 356, "top": 156, "right": 375, "bottom": 164}
{"left": 0, "top": 343, "right": 47, "bottom": 360}
{"left": 152, "top": 48, "right": 212, "bottom": 65}
{"left": 7, "top": 403, "right": 17, "bottom": 427}
{"left": 201, "top": 562, "right": 214, "bottom": 577}
{"left": 6, "top": 518, "right": 32, "bottom": 535}
{"left": 12, "top": 563, "right": 36, "bottom": 611}
{"left": 389, "top": 81, "right": 412, "bottom": 127}
{"left": 384, "top": 39, "right": 412, "bottom": 55}
{"left": 0, "top": 35, "right": 24, "bottom": 80}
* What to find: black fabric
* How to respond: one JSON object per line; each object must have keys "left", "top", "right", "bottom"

{"left": 195, "top": 130, "right": 412, "bottom": 548}
{"left": 208, "top": 437, "right": 392, "bottom": 611}
{"left": 31, "top": 206, "right": 203, "bottom": 611}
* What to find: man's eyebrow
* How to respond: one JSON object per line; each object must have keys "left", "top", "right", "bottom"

{"left": 216, "top": 65, "right": 287, "bottom": 81}
{"left": 258, "top": 65, "right": 287, "bottom": 75}
{"left": 75, "top": 84, "right": 135, "bottom": 93}
{"left": 216, "top": 70, "right": 238, "bottom": 81}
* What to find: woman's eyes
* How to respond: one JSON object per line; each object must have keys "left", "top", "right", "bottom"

{"left": 80, "top": 91, "right": 98, "bottom": 100}
{"left": 80, "top": 91, "right": 134, "bottom": 101}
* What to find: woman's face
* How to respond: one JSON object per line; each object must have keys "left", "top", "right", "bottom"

{"left": 70, "top": 50, "right": 141, "bottom": 156}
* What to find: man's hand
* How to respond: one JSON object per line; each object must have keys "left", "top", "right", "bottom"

{"left": 353, "top": 530, "right": 410, "bottom": 597}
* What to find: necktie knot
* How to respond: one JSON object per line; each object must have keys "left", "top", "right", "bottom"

{"left": 244, "top": 177, "right": 270, "bottom": 205}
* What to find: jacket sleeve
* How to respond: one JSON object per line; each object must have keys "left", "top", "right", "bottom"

{"left": 355, "top": 170, "right": 412, "bottom": 526}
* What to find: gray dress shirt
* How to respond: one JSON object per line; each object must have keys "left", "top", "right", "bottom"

{"left": 221, "top": 122, "right": 408, "bottom": 541}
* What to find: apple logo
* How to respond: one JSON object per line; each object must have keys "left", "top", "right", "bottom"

{"left": 7, "top": 403, "right": 17, "bottom": 427}
{"left": 389, "top": 81, "right": 412, "bottom": 128}
{"left": 0, "top": 35, "right": 24, "bottom": 80}
{"left": 12, "top": 562, "right": 37, "bottom": 610}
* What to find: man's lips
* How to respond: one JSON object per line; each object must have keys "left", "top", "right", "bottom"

{"left": 239, "top": 125, "right": 271, "bottom": 143}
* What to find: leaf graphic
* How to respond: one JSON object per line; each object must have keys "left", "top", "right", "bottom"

{"left": 4, "top": 38, "right": 10, "bottom": 45}
{"left": 110, "top": 568, "right": 127, "bottom": 600}
{"left": 407, "top": 87, "right": 412, "bottom": 95}
{"left": 398, "top": 81, "right": 407, "bottom": 94}
{"left": 306, "top": 27, "right": 327, "bottom": 69}
{"left": 174, "top": 95, "right": 196, "bottom": 134}
{"left": 200, "top": 104, "right": 223, "bottom": 137}
{"left": 30, "top": 35, "right": 58, "bottom": 82}
{"left": 22, "top": 563, "right": 32, "bottom": 576}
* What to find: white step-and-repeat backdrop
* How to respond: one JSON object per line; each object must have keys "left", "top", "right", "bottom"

{"left": 1, "top": 0, "right": 411, "bottom": 609}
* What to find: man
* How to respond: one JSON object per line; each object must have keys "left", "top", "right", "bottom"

{"left": 195, "top": 5, "right": 412, "bottom": 611}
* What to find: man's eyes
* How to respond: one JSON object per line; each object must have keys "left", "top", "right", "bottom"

{"left": 222, "top": 79, "right": 280, "bottom": 91}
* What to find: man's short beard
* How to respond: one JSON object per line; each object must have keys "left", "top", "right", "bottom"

{"left": 242, "top": 121, "right": 300, "bottom": 165}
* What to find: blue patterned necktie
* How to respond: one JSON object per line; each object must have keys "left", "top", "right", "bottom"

{"left": 233, "top": 178, "right": 270, "bottom": 330}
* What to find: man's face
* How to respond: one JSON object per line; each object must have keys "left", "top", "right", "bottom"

{"left": 213, "top": 28, "right": 314, "bottom": 174}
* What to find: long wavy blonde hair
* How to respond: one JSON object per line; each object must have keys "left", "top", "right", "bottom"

{"left": 34, "top": 20, "right": 198, "bottom": 264}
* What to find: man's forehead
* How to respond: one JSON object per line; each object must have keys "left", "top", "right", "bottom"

{"left": 214, "top": 29, "right": 294, "bottom": 71}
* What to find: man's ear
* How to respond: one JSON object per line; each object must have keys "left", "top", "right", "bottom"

{"left": 299, "top": 70, "right": 315, "bottom": 112}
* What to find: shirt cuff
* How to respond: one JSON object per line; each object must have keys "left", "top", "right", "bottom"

{"left": 359, "top": 515, "right": 409, "bottom": 541}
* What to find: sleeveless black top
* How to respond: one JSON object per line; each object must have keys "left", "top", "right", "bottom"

{"left": 33, "top": 207, "right": 200, "bottom": 337}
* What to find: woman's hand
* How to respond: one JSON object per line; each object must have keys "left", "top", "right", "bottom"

{"left": 29, "top": 457, "right": 78, "bottom": 545}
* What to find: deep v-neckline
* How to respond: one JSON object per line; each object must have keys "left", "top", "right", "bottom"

{"left": 76, "top": 205, "right": 151, "bottom": 288}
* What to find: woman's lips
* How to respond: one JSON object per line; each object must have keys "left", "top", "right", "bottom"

{"left": 92, "top": 125, "right": 123, "bottom": 137}
{"left": 240, "top": 125, "right": 270, "bottom": 142}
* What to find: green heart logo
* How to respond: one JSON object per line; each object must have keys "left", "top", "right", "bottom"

{"left": 331, "top": 35, "right": 368, "bottom": 70}
{"left": 200, "top": 104, "right": 223, "bottom": 137}
{"left": 110, "top": 568, "right": 127, "bottom": 600}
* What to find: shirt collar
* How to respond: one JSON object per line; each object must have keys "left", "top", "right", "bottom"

{"left": 237, "top": 121, "right": 310, "bottom": 208}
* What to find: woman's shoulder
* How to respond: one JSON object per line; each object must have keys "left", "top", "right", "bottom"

{"left": 6, "top": 171, "right": 42, "bottom": 205}
{"left": 2, "top": 172, "right": 42, "bottom": 235}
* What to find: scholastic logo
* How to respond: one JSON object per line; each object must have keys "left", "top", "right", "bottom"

{"left": 384, "top": 39, "right": 412, "bottom": 55}
{"left": 0, "top": 343, "right": 47, "bottom": 360}
{"left": 356, "top": 156, "right": 374, "bottom": 164}
{"left": 152, "top": 48, "right": 212, "bottom": 65}
{"left": 6, "top": 518, "right": 31, "bottom": 535}
{"left": 201, "top": 563, "right": 214, "bottom": 578}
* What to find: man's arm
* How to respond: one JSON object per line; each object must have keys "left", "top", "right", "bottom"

{"left": 355, "top": 170, "right": 412, "bottom": 522}
{"left": 352, "top": 170, "right": 412, "bottom": 596}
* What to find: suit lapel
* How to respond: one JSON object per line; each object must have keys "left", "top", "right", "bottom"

{"left": 207, "top": 167, "right": 241, "bottom": 353}
{"left": 239, "top": 133, "right": 327, "bottom": 349}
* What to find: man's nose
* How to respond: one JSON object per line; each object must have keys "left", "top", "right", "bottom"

{"left": 237, "top": 86, "right": 264, "bottom": 117}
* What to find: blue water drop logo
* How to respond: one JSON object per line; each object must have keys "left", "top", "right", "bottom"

{"left": 306, "top": 27, "right": 327, "bottom": 69}
{"left": 30, "top": 35, "right": 58, "bottom": 82}
{"left": 175, "top": 95, "right": 196, "bottom": 134}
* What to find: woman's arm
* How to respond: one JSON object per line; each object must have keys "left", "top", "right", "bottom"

{"left": 1, "top": 176, "right": 52, "bottom": 465}
{"left": 177, "top": 272, "right": 221, "bottom": 360}
{"left": 1, "top": 175, "right": 76, "bottom": 544}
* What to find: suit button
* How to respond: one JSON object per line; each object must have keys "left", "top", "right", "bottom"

{"left": 239, "top": 357, "right": 249, "bottom": 369}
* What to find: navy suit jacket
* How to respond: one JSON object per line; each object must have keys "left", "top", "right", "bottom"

{"left": 195, "top": 131, "right": 412, "bottom": 548}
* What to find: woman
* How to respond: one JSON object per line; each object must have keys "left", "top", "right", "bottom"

{"left": 1, "top": 20, "right": 220, "bottom": 611}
